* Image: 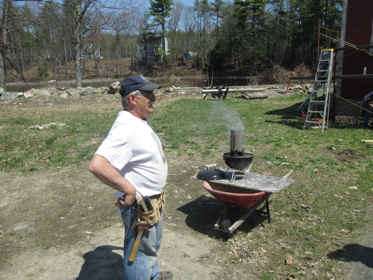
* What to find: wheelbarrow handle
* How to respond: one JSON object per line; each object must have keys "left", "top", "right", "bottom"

{"left": 282, "top": 170, "right": 293, "bottom": 179}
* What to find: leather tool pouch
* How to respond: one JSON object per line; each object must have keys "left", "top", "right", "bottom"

{"left": 136, "top": 190, "right": 165, "bottom": 227}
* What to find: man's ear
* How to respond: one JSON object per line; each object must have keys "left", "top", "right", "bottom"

{"left": 129, "top": 94, "right": 137, "bottom": 105}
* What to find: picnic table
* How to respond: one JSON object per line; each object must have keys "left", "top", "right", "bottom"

{"left": 201, "top": 86, "right": 229, "bottom": 99}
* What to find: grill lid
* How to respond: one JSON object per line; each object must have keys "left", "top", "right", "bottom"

{"left": 196, "top": 169, "right": 227, "bottom": 181}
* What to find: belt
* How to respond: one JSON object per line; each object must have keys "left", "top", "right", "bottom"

{"left": 133, "top": 193, "right": 161, "bottom": 207}
{"left": 148, "top": 193, "right": 161, "bottom": 200}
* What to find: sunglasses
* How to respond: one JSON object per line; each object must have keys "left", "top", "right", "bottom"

{"left": 139, "top": 91, "right": 155, "bottom": 99}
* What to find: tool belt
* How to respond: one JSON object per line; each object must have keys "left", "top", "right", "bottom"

{"left": 136, "top": 190, "right": 165, "bottom": 227}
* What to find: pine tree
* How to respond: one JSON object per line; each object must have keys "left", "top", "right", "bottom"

{"left": 149, "top": 0, "right": 174, "bottom": 72}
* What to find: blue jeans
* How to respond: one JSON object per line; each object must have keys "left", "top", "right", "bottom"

{"left": 120, "top": 205, "right": 164, "bottom": 280}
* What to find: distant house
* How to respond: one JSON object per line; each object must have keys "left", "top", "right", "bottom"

{"left": 336, "top": 0, "right": 373, "bottom": 116}
{"left": 137, "top": 34, "right": 169, "bottom": 63}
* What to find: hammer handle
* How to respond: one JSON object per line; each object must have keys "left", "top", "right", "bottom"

{"left": 128, "top": 228, "right": 145, "bottom": 262}
{"left": 143, "top": 196, "right": 154, "bottom": 211}
{"left": 137, "top": 195, "right": 149, "bottom": 212}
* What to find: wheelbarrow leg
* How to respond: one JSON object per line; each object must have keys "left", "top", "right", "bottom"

{"left": 253, "top": 198, "right": 271, "bottom": 225}
{"left": 266, "top": 198, "right": 271, "bottom": 223}
{"left": 226, "top": 198, "right": 271, "bottom": 234}
{"left": 222, "top": 88, "right": 229, "bottom": 99}
{"left": 253, "top": 212, "right": 265, "bottom": 227}
{"left": 227, "top": 205, "right": 258, "bottom": 234}
{"left": 214, "top": 205, "right": 228, "bottom": 230}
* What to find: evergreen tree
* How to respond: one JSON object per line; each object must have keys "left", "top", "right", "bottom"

{"left": 149, "top": 0, "right": 174, "bottom": 72}
{"left": 210, "top": 0, "right": 227, "bottom": 39}
{"left": 289, "top": 0, "right": 342, "bottom": 68}
{"left": 232, "top": 0, "right": 269, "bottom": 74}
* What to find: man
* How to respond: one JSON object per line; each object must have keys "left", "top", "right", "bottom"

{"left": 88, "top": 75, "right": 172, "bottom": 280}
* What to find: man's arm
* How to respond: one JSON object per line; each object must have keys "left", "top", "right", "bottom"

{"left": 88, "top": 154, "right": 136, "bottom": 207}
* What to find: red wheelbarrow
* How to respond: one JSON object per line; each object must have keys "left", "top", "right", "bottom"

{"left": 201, "top": 170, "right": 294, "bottom": 237}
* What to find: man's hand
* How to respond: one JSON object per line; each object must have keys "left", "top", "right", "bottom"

{"left": 88, "top": 155, "right": 137, "bottom": 206}
{"left": 115, "top": 194, "right": 136, "bottom": 208}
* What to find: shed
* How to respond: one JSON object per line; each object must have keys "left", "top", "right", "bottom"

{"left": 336, "top": 0, "right": 373, "bottom": 117}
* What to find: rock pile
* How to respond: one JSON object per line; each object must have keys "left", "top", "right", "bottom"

{"left": 287, "top": 84, "right": 312, "bottom": 94}
{"left": 2, "top": 81, "right": 141, "bottom": 101}
{"left": 0, "top": 81, "right": 196, "bottom": 101}
{"left": 266, "top": 84, "right": 312, "bottom": 94}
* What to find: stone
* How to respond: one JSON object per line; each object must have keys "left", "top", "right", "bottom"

{"left": 59, "top": 92, "right": 69, "bottom": 99}
{"left": 163, "top": 91, "right": 175, "bottom": 96}
{"left": 1, "top": 92, "right": 22, "bottom": 100}
{"left": 154, "top": 89, "right": 163, "bottom": 96}
{"left": 107, "top": 81, "right": 120, "bottom": 94}
{"left": 66, "top": 89, "right": 81, "bottom": 96}
{"left": 80, "top": 87, "right": 95, "bottom": 95}
{"left": 0, "top": 79, "right": 182, "bottom": 102}
{"left": 109, "top": 81, "right": 120, "bottom": 89}
{"left": 94, "top": 87, "right": 108, "bottom": 94}
{"left": 35, "top": 89, "right": 52, "bottom": 96}
{"left": 14, "top": 224, "right": 28, "bottom": 231}
{"left": 24, "top": 88, "right": 36, "bottom": 98}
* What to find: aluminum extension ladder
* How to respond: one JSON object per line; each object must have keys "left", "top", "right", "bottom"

{"left": 303, "top": 49, "right": 334, "bottom": 132}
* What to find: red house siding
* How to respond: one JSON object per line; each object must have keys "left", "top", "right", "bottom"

{"left": 341, "top": 0, "right": 373, "bottom": 100}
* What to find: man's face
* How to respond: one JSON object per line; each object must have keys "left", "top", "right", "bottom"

{"left": 132, "top": 90, "right": 157, "bottom": 120}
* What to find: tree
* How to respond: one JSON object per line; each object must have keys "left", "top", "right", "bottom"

{"left": 0, "top": 0, "right": 15, "bottom": 91}
{"left": 266, "top": 0, "right": 294, "bottom": 67}
{"left": 288, "top": 0, "right": 342, "bottom": 67}
{"left": 149, "top": 0, "right": 173, "bottom": 72}
{"left": 107, "top": 8, "right": 139, "bottom": 76}
{"left": 178, "top": 6, "right": 196, "bottom": 68}
{"left": 0, "top": 0, "right": 43, "bottom": 90}
{"left": 34, "top": 2, "right": 64, "bottom": 73}
{"left": 61, "top": 0, "right": 97, "bottom": 87}
{"left": 59, "top": 0, "right": 141, "bottom": 86}
{"left": 210, "top": 0, "right": 226, "bottom": 39}
{"left": 190, "top": 0, "right": 215, "bottom": 71}
{"left": 0, "top": 0, "right": 344, "bottom": 88}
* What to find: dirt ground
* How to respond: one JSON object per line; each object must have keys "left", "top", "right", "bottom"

{"left": 0, "top": 88, "right": 371, "bottom": 280}
{"left": 0, "top": 150, "right": 226, "bottom": 279}
{"left": 0, "top": 90, "right": 240, "bottom": 280}
{"left": 0, "top": 165, "right": 224, "bottom": 280}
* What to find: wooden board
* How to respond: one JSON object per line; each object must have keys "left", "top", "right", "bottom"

{"left": 193, "top": 168, "right": 295, "bottom": 193}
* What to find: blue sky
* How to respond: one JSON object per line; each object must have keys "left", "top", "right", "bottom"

{"left": 177, "top": 0, "right": 195, "bottom": 7}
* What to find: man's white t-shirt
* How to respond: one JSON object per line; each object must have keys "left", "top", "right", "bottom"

{"left": 95, "top": 110, "right": 168, "bottom": 197}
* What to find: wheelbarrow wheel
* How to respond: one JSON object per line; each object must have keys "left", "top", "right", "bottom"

{"left": 221, "top": 206, "right": 240, "bottom": 238}
{"left": 221, "top": 219, "right": 233, "bottom": 238}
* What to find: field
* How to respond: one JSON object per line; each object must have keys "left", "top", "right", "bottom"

{"left": 0, "top": 88, "right": 372, "bottom": 279}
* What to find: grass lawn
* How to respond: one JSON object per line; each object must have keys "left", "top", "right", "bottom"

{"left": 1, "top": 91, "right": 372, "bottom": 279}
{"left": 150, "top": 93, "right": 373, "bottom": 278}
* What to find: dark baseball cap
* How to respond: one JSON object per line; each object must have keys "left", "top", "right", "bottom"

{"left": 119, "top": 75, "right": 161, "bottom": 97}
